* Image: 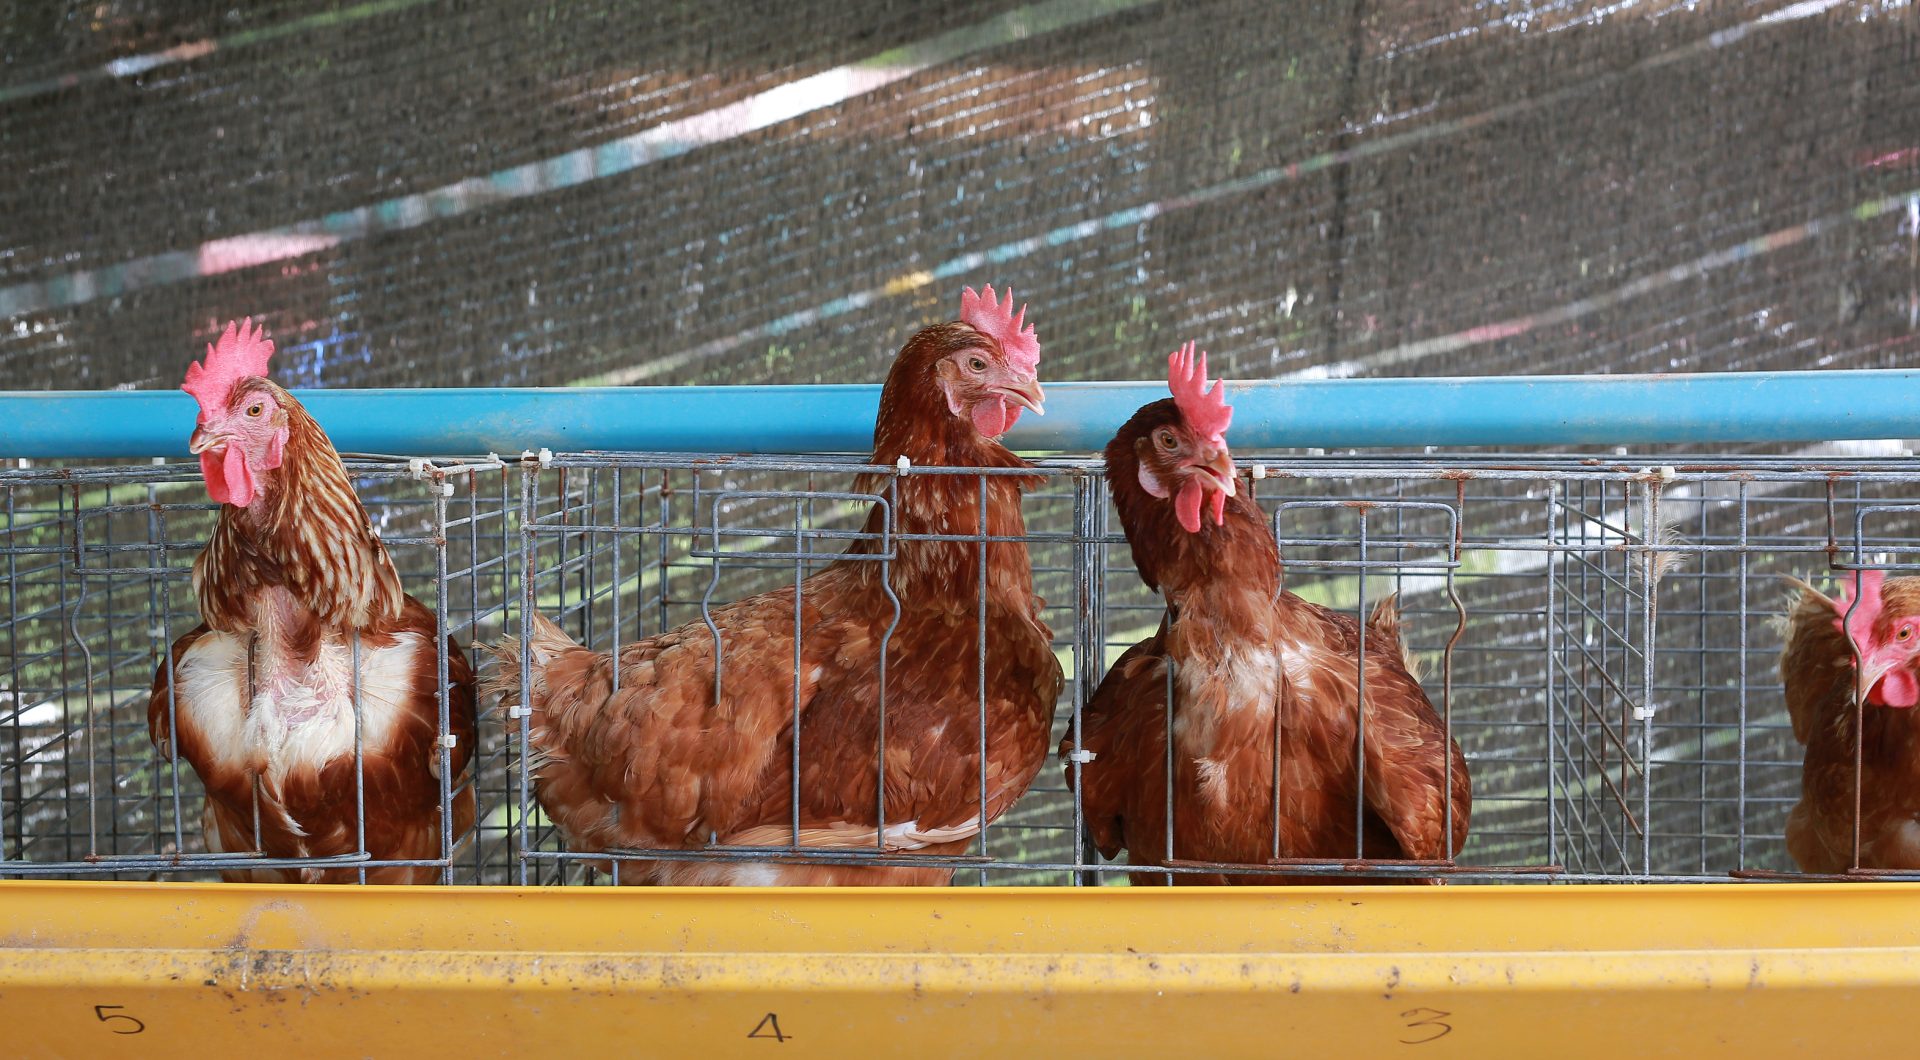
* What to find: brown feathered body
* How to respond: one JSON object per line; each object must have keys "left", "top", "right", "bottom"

{"left": 494, "top": 324, "right": 1063, "bottom": 885}
{"left": 149, "top": 381, "right": 476, "bottom": 883}
{"left": 1781, "top": 577, "right": 1920, "bottom": 872}
{"left": 1065, "top": 399, "right": 1470, "bottom": 885}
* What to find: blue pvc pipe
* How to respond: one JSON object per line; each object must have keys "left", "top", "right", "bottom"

{"left": 3, "top": 371, "right": 1919, "bottom": 459}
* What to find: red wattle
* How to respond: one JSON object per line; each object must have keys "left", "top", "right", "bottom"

{"left": 1877, "top": 668, "right": 1920, "bottom": 708}
{"left": 1174, "top": 480, "right": 1203, "bottom": 533}
{"left": 199, "top": 450, "right": 231, "bottom": 505}
{"left": 1208, "top": 488, "right": 1227, "bottom": 526}
{"left": 202, "top": 446, "right": 257, "bottom": 508}
{"left": 970, "top": 398, "right": 1018, "bottom": 438}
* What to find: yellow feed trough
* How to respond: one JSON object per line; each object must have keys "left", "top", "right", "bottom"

{"left": 4, "top": 881, "right": 1917, "bottom": 1057}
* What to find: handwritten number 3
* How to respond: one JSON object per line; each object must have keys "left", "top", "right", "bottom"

{"left": 1399, "top": 1007, "right": 1452, "bottom": 1045}
{"left": 94, "top": 1005, "right": 145, "bottom": 1035}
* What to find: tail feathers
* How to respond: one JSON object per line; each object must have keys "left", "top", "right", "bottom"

{"left": 724, "top": 815, "right": 984, "bottom": 853}
{"left": 1365, "top": 592, "right": 1403, "bottom": 646}
{"left": 481, "top": 610, "right": 582, "bottom": 706}
{"left": 526, "top": 610, "right": 580, "bottom": 658}
{"left": 1366, "top": 592, "right": 1424, "bottom": 682}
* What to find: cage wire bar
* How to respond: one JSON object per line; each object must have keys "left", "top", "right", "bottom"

{"left": 9, "top": 380, "right": 1920, "bottom": 885}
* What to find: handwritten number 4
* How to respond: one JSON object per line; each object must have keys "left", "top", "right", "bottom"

{"left": 1399, "top": 1007, "right": 1452, "bottom": 1045}
{"left": 94, "top": 1005, "right": 145, "bottom": 1036}
{"left": 748, "top": 1013, "right": 790, "bottom": 1043}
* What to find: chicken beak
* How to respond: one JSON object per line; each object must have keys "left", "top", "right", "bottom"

{"left": 994, "top": 378, "right": 1046, "bottom": 418}
{"left": 1856, "top": 657, "right": 1896, "bottom": 708}
{"left": 1191, "top": 446, "right": 1237, "bottom": 497}
{"left": 188, "top": 426, "right": 226, "bottom": 455}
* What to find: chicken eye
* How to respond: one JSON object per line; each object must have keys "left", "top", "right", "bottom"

{"left": 967, "top": 356, "right": 987, "bottom": 373}
{"left": 1157, "top": 429, "right": 1179, "bottom": 450}
{"left": 245, "top": 403, "right": 264, "bottom": 418}
{"left": 1901, "top": 626, "right": 1914, "bottom": 642}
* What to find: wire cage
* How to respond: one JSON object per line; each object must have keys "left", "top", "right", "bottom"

{"left": 11, "top": 443, "right": 1920, "bottom": 886}
{"left": 0, "top": 455, "right": 521, "bottom": 884}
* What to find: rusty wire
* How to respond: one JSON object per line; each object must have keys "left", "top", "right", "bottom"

{"left": 3, "top": 452, "right": 1919, "bottom": 884}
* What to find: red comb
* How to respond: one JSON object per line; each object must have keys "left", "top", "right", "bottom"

{"left": 182, "top": 318, "right": 275, "bottom": 424}
{"left": 960, "top": 285, "right": 1039, "bottom": 373}
{"left": 1167, "top": 341, "right": 1232, "bottom": 445}
{"left": 1835, "top": 568, "right": 1888, "bottom": 649}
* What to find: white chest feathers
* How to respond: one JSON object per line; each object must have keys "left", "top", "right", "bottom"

{"left": 172, "top": 628, "right": 425, "bottom": 784}
{"left": 1171, "top": 642, "right": 1292, "bottom": 759}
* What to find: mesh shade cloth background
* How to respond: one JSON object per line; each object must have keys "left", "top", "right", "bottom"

{"left": 2, "top": 0, "right": 1915, "bottom": 396}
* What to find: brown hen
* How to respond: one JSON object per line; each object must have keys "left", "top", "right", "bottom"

{"left": 1782, "top": 570, "right": 1920, "bottom": 872}
{"left": 1064, "top": 343, "right": 1470, "bottom": 885}
{"left": 149, "top": 319, "right": 477, "bottom": 883}
{"left": 494, "top": 287, "right": 1063, "bottom": 885}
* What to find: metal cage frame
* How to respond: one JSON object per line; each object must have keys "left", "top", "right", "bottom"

{"left": 6, "top": 375, "right": 1920, "bottom": 887}
{"left": 490, "top": 448, "right": 1920, "bottom": 886}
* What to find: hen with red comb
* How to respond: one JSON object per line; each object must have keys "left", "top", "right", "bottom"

{"left": 1781, "top": 570, "right": 1920, "bottom": 871}
{"left": 947, "top": 284, "right": 1045, "bottom": 438}
{"left": 1162, "top": 342, "right": 1236, "bottom": 532}
{"left": 182, "top": 317, "right": 275, "bottom": 424}
{"left": 149, "top": 317, "right": 477, "bottom": 883}
{"left": 1168, "top": 340, "right": 1232, "bottom": 447}
{"left": 960, "top": 284, "right": 1039, "bottom": 373}
{"left": 1064, "top": 340, "right": 1470, "bottom": 885}
{"left": 491, "top": 285, "right": 1061, "bottom": 885}
{"left": 180, "top": 318, "right": 286, "bottom": 508}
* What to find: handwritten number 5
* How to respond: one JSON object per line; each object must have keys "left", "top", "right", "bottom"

{"left": 94, "top": 1005, "right": 145, "bottom": 1035}
{"left": 1399, "top": 1007, "right": 1452, "bottom": 1045}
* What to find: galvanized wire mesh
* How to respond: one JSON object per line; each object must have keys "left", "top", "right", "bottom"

{"left": 9, "top": 450, "right": 1920, "bottom": 884}
{"left": 0, "top": 457, "right": 520, "bottom": 882}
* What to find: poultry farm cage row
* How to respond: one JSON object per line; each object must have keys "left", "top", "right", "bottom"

{"left": 7, "top": 443, "right": 1916, "bottom": 886}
